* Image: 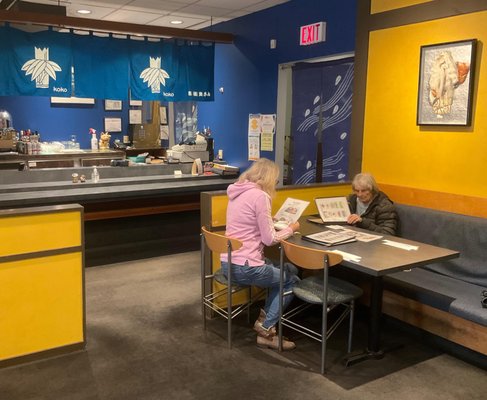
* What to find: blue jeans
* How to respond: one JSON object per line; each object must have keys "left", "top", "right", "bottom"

{"left": 220, "top": 259, "right": 300, "bottom": 329}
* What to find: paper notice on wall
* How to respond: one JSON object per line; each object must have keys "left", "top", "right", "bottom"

{"left": 248, "top": 114, "right": 261, "bottom": 135}
{"left": 248, "top": 134, "right": 260, "bottom": 160}
{"left": 261, "top": 132, "right": 274, "bottom": 151}
{"left": 260, "top": 114, "right": 276, "bottom": 134}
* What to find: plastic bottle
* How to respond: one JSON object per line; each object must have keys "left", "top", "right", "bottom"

{"left": 91, "top": 166, "right": 100, "bottom": 183}
{"left": 91, "top": 133, "right": 98, "bottom": 151}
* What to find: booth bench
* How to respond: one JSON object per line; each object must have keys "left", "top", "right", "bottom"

{"left": 382, "top": 204, "right": 487, "bottom": 356}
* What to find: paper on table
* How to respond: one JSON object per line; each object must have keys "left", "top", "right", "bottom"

{"left": 325, "top": 226, "right": 382, "bottom": 242}
{"left": 329, "top": 249, "right": 362, "bottom": 263}
{"left": 382, "top": 239, "right": 419, "bottom": 251}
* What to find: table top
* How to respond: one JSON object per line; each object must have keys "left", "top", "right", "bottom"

{"left": 286, "top": 217, "right": 460, "bottom": 277}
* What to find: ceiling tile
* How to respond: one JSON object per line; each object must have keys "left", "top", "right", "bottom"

{"left": 122, "top": 0, "right": 186, "bottom": 13}
{"left": 245, "top": 0, "right": 288, "bottom": 12}
{"left": 148, "top": 14, "right": 207, "bottom": 29}
{"left": 179, "top": 4, "right": 233, "bottom": 17}
{"left": 102, "top": 9, "right": 162, "bottom": 24}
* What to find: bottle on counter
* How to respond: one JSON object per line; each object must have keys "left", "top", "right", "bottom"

{"left": 91, "top": 133, "right": 98, "bottom": 151}
{"left": 91, "top": 166, "right": 100, "bottom": 183}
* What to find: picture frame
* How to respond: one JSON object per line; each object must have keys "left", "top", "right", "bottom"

{"left": 104, "top": 117, "right": 122, "bottom": 132}
{"left": 104, "top": 99, "right": 122, "bottom": 111}
{"left": 417, "top": 39, "right": 477, "bottom": 126}
{"left": 130, "top": 99, "right": 143, "bottom": 107}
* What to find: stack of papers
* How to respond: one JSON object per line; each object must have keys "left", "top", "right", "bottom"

{"left": 302, "top": 230, "right": 357, "bottom": 246}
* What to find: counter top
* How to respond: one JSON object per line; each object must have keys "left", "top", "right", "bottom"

{"left": 0, "top": 173, "right": 234, "bottom": 209}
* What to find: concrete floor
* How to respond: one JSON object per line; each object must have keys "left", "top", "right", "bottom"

{"left": 0, "top": 251, "right": 485, "bottom": 400}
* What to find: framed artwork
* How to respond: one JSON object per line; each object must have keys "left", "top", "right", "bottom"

{"left": 105, "top": 99, "right": 122, "bottom": 111}
{"left": 130, "top": 99, "right": 143, "bottom": 106}
{"left": 417, "top": 39, "right": 477, "bottom": 126}
{"left": 104, "top": 117, "right": 122, "bottom": 132}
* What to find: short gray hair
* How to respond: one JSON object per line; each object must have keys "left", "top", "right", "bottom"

{"left": 352, "top": 173, "right": 379, "bottom": 195}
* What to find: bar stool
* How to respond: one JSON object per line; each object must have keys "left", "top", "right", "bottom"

{"left": 200, "top": 226, "right": 252, "bottom": 349}
{"left": 278, "top": 240, "right": 363, "bottom": 374}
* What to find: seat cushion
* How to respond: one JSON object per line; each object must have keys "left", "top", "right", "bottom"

{"left": 293, "top": 276, "right": 363, "bottom": 305}
{"left": 385, "top": 268, "right": 487, "bottom": 326}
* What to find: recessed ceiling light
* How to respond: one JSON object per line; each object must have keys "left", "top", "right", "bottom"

{"left": 170, "top": 20, "right": 183, "bottom": 25}
{"left": 77, "top": 9, "right": 92, "bottom": 15}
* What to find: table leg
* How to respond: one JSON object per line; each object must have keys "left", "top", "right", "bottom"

{"left": 368, "top": 275, "right": 384, "bottom": 353}
{"left": 344, "top": 275, "right": 385, "bottom": 366}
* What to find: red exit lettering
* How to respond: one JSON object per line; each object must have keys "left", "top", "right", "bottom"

{"left": 300, "top": 22, "right": 326, "bottom": 46}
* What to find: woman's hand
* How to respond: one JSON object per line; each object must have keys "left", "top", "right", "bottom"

{"left": 347, "top": 214, "right": 362, "bottom": 225}
{"left": 289, "top": 221, "right": 300, "bottom": 233}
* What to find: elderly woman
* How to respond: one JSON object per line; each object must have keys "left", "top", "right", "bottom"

{"left": 346, "top": 173, "right": 398, "bottom": 235}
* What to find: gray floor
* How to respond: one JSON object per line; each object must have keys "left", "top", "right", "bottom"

{"left": 0, "top": 251, "right": 486, "bottom": 400}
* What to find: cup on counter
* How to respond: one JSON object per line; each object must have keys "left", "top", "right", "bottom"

{"left": 71, "top": 173, "right": 79, "bottom": 183}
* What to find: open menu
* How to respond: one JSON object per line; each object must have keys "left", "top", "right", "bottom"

{"left": 273, "top": 197, "right": 310, "bottom": 230}
{"left": 313, "top": 196, "right": 351, "bottom": 223}
{"left": 302, "top": 230, "right": 357, "bottom": 246}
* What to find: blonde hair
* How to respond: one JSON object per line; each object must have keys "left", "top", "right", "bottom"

{"left": 238, "top": 158, "right": 279, "bottom": 197}
{"left": 352, "top": 172, "right": 379, "bottom": 195}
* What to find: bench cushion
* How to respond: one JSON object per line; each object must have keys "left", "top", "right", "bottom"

{"left": 385, "top": 268, "right": 487, "bottom": 327}
{"left": 396, "top": 204, "right": 487, "bottom": 287}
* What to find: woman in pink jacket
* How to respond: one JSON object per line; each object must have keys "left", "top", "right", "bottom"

{"left": 221, "top": 158, "right": 300, "bottom": 350}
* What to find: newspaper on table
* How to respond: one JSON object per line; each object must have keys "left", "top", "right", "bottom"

{"left": 326, "top": 225, "right": 383, "bottom": 242}
{"left": 302, "top": 230, "right": 357, "bottom": 246}
{"left": 273, "top": 197, "right": 310, "bottom": 230}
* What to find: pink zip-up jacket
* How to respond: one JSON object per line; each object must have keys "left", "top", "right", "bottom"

{"left": 221, "top": 180, "right": 294, "bottom": 267}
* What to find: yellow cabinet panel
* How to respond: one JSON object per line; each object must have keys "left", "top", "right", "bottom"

{"left": 0, "top": 211, "right": 81, "bottom": 257}
{"left": 0, "top": 252, "right": 84, "bottom": 361}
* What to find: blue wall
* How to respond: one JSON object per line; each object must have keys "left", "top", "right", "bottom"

{"left": 0, "top": 0, "right": 356, "bottom": 158}
{"left": 198, "top": 0, "right": 357, "bottom": 169}
{"left": 0, "top": 96, "right": 128, "bottom": 149}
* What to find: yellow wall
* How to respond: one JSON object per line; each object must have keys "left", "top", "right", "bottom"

{"left": 363, "top": 11, "right": 487, "bottom": 198}
{"left": 207, "top": 184, "right": 350, "bottom": 228}
{"left": 371, "top": 0, "right": 433, "bottom": 14}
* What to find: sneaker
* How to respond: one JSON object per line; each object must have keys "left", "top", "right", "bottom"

{"left": 257, "top": 333, "right": 296, "bottom": 351}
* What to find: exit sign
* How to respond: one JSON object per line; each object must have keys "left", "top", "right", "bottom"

{"left": 300, "top": 22, "right": 326, "bottom": 46}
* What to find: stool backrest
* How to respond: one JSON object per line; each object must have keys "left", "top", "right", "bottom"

{"left": 201, "top": 226, "right": 243, "bottom": 253}
{"left": 281, "top": 240, "right": 343, "bottom": 269}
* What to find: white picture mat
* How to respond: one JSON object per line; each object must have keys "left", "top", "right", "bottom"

{"left": 129, "top": 109, "right": 142, "bottom": 124}
{"left": 105, "top": 99, "right": 122, "bottom": 110}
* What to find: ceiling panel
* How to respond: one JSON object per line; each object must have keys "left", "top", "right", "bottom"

{"left": 5, "top": 0, "right": 291, "bottom": 36}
